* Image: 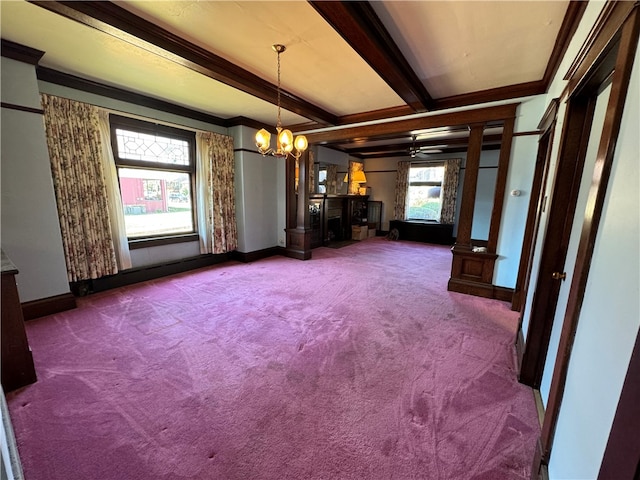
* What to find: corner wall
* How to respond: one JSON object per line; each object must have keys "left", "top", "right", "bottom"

{"left": 1, "top": 57, "right": 70, "bottom": 302}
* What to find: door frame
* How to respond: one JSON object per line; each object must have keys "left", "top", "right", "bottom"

{"left": 529, "top": 2, "right": 640, "bottom": 476}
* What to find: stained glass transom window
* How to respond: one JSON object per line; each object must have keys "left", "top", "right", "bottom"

{"left": 115, "top": 128, "right": 190, "bottom": 165}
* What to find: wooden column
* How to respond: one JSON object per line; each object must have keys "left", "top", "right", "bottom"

{"left": 285, "top": 150, "right": 312, "bottom": 260}
{"left": 448, "top": 122, "right": 502, "bottom": 300}
{"left": 453, "top": 123, "right": 484, "bottom": 247}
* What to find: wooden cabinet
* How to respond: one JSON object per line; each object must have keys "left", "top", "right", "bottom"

{"left": 389, "top": 220, "right": 454, "bottom": 245}
{"left": 1, "top": 251, "right": 36, "bottom": 392}
{"left": 309, "top": 194, "right": 369, "bottom": 245}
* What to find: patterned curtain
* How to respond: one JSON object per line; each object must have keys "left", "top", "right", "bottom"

{"left": 97, "top": 110, "right": 132, "bottom": 270}
{"left": 196, "top": 131, "right": 238, "bottom": 254}
{"left": 41, "top": 94, "right": 118, "bottom": 282}
{"left": 309, "top": 150, "right": 315, "bottom": 194}
{"left": 441, "top": 158, "right": 462, "bottom": 224}
{"left": 326, "top": 164, "right": 338, "bottom": 194}
{"left": 393, "top": 161, "right": 411, "bottom": 220}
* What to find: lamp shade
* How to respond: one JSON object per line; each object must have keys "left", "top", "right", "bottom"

{"left": 255, "top": 128, "right": 271, "bottom": 152}
{"left": 294, "top": 135, "right": 308, "bottom": 152}
{"left": 352, "top": 170, "right": 367, "bottom": 183}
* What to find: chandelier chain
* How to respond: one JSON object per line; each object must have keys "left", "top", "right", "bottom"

{"left": 276, "top": 49, "right": 282, "bottom": 130}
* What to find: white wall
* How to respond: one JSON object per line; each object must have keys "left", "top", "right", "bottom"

{"left": 548, "top": 42, "right": 639, "bottom": 480}
{"left": 0, "top": 57, "right": 70, "bottom": 302}
{"left": 493, "top": 96, "right": 546, "bottom": 288}
{"left": 230, "top": 125, "right": 281, "bottom": 253}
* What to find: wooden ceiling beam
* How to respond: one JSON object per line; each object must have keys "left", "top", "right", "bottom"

{"left": 342, "top": 133, "right": 503, "bottom": 156}
{"left": 29, "top": 0, "right": 339, "bottom": 126}
{"left": 302, "top": 103, "right": 518, "bottom": 145}
{"left": 309, "top": 1, "right": 434, "bottom": 112}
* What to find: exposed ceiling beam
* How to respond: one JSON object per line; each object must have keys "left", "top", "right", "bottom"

{"left": 303, "top": 103, "right": 518, "bottom": 145}
{"left": 309, "top": 0, "right": 434, "bottom": 113}
{"left": 342, "top": 133, "right": 504, "bottom": 156}
{"left": 29, "top": 0, "right": 339, "bottom": 126}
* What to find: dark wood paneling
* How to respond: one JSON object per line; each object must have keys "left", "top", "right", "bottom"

{"left": 454, "top": 123, "right": 484, "bottom": 246}
{"left": 309, "top": 1, "right": 433, "bottom": 112}
{"left": 2, "top": 268, "right": 37, "bottom": 392}
{"left": 598, "top": 330, "right": 640, "bottom": 479}
{"left": 21, "top": 293, "right": 76, "bottom": 321}
{"left": 0, "top": 39, "right": 45, "bottom": 64}
{"left": 519, "top": 93, "right": 595, "bottom": 389}
{"left": 31, "top": 0, "right": 337, "bottom": 126}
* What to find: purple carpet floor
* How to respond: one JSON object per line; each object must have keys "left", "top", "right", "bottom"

{"left": 7, "top": 239, "right": 539, "bottom": 479}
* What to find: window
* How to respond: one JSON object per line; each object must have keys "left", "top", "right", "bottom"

{"left": 406, "top": 164, "right": 444, "bottom": 221}
{"left": 110, "top": 115, "right": 196, "bottom": 242}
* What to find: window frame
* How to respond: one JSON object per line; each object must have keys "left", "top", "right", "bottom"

{"left": 406, "top": 162, "right": 445, "bottom": 222}
{"left": 109, "top": 114, "right": 198, "bottom": 248}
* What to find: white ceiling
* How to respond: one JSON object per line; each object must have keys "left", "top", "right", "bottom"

{"left": 1, "top": 0, "right": 572, "bottom": 155}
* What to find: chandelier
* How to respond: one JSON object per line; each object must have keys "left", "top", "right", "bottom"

{"left": 255, "top": 44, "right": 308, "bottom": 160}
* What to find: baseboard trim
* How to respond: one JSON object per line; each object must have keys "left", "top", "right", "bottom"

{"left": 73, "top": 253, "right": 231, "bottom": 295}
{"left": 515, "top": 327, "right": 525, "bottom": 373}
{"left": 230, "top": 247, "right": 283, "bottom": 263}
{"left": 447, "top": 278, "right": 515, "bottom": 302}
{"left": 533, "top": 389, "right": 546, "bottom": 427}
{"left": 22, "top": 292, "right": 76, "bottom": 321}
{"left": 494, "top": 285, "right": 514, "bottom": 302}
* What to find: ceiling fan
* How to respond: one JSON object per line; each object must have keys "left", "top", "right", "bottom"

{"left": 409, "top": 135, "right": 443, "bottom": 158}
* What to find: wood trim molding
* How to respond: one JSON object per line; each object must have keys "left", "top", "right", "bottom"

{"left": 230, "top": 247, "right": 283, "bottom": 263}
{"left": 597, "top": 329, "right": 640, "bottom": 479}
{"left": 37, "top": 67, "right": 228, "bottom": 127}
{"left": 519, "top": 93, "right": 596, "bottom": 390}
{"left": 538, "top": 98, "right": 560, "bottom": 132}
{"left": 540, "top": 4, "right": 640, "bottom": 464}
{"left": 564, "top": 1, "right": 637, "bottom": 94}
{"left": 309, "top": 1, "right": 433, "bottom": 112}
{"left": 30, "top": 0, "right": 337, "bottom": 126}
{"left": 512, "top": 130, "right": 543, "bottom": 137}
{"left": 542, "top": 1, "right": 589, "bottom": 88}
{"left": 487, "top": 116, "right": 514, "bottom": 252}
{"left": 22, "top": 293, "right": 76, "bottom": 321}
{"left": 0, "top": 39, "right": 45, "bottom": 64}
{"left": 303, "top": 103, "right": 519, "bottom": 145}
{"left": 447, "top": 278, "right": 512, "bottom": 302}
{"left": 0, "top": 102, "right": 44, "bottom": 115}
{"left": 433, "top": 81, "right": 545, "bottom": 111}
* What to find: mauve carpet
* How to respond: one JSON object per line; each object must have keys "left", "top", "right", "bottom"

{"left": 7, "top": 239, "right": 539, "bottom": 480}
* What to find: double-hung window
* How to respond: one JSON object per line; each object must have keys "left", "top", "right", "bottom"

{"left": 406, "top": 163, "right": 445, "bottom": 221}
{"left": 110, "top": 115, "right": 197, "bottom": 245}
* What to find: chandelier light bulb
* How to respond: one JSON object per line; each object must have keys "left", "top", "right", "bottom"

{"left": 255, "top": 44, "right": 308, "bottom": 160}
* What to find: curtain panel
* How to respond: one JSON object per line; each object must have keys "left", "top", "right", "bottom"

{"left": 393, "top": 161, "right": 411, "bottom": 220}
{"left": 326, "top": 164, "right": 338, "bottom": 194}
{"left": 441, "top": 158, "right": 462, "bottom": 224}
{"left": 41, "top": 94, "right": 118, "bottom": 282}
{"left": 196, "top": 131, "right": 238, "bottom": 254}
{"left": 97, "top": 110, "right": 132, "bottom": 270}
